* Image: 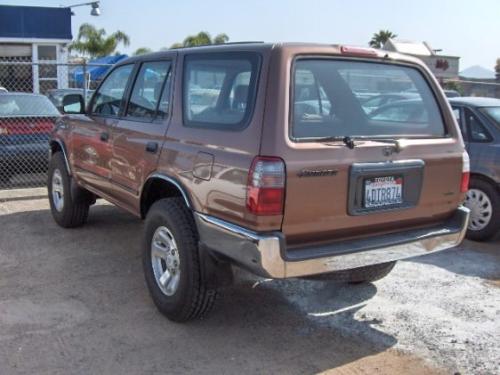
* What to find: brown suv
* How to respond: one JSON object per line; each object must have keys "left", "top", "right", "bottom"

{"left": 48, "top": 43, "right": 470, "bottom": 322}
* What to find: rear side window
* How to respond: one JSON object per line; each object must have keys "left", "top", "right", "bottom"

{"left": 183, "top": 53, "right": 260, "bottom": 129}
{"left": 291, "top": 59, "right": 445, "bottom": 140}
{"left": 0, "top": 95, "right": 59, "bottom": 117}
{"left": 91, "top": 65, "right": 133, "bottom": 116}
{"left": 126, "top": 61, "right": 171, "bottom": 120}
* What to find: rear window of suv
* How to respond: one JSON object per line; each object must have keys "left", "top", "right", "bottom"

{"left": 291, "top": 59, "right": 446, "bottom": 141}
{"left": 183, "top": 53, "right": 260, "bottom": 129}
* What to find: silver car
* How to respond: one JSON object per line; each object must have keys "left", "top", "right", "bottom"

{"left": 450, "top": 97, "right": 500, "bottom": 241}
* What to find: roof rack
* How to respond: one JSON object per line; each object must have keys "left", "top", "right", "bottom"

{"left": 174, "top": 41, "right": 265, "bottom": 49}
{"left": 220, "top": 41, "right": 265, "bottom": 45}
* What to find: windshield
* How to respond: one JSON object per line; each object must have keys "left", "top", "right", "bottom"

{"left": 291, "top": 59, "right": 446, "bottom": 140}
{"left": 479, "top": 107, "right": 500, "bottom": 129}
{"left": 0, "top": 95, "right": 59, "bottom": 117}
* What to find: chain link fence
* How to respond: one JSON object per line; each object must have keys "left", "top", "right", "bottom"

{"left": 1, "top": 59, "right": 499, "bottom": 191}
{"left": 0, "top": 59, "right": 112, "bottom": 189}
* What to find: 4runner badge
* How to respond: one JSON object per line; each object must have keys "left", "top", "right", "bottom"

{"left": 298, "top": 168, "right": 338, "bottom": 178}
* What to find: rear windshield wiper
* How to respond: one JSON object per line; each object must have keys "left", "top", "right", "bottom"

{"left": 343, "top": 136, "right": 356, "bottom": 149}
{"left": 368, "top": 138, "right": 406, "bottom": 153}
{"left": 308, "top": 136, "right": 405, "bottom": 152}
{"left": 306, "top": 136, "right": 358, "bottom": 149}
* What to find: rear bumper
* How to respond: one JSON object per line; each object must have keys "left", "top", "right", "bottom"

{"left": 0, "top": 143, "right": 49, "bottom": 167}
{"left": 194, "top": 206, "right": 470, "bottom": 279}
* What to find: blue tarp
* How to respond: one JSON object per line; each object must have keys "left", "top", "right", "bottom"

{"left": 0, "top": 5, "right": 72, "bottom": 40}
{"left": 73, "top": 55, "right": 128, "bottom": 87}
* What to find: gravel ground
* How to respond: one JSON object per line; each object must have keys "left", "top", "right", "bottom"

{"left": 0, "top": 188, "right": 499, "bottom": 374}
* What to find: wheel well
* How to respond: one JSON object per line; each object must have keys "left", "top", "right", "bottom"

{"left": 470, "top": 173, "right": 500, "bottom": 192}
{"left": 50, "top": 141, "right": 62, "bottom": 155}
{"left": 140, "top": 177, "right": 187, "bottom": 218}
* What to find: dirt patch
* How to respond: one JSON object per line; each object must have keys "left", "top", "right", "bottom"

{"left": 320, "top": 350, "right": 445, "bottom": 374}
{"left": 1, "top": 194, "right": 499, "bottom": 374}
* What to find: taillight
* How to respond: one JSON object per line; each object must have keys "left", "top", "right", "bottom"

{"left": 461, "top": 151, "right": 470, "bottom": 193}
{"left": 246, "top": 156, "right": 286, "bottom": 215}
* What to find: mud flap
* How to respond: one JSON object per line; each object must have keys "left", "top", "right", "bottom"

{"left": 198, "top": 243, "right": 234, "bottom": 288}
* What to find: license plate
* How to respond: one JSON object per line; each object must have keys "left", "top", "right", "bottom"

{"left": 364, "top": 176, "right": 403, "bottom": 208}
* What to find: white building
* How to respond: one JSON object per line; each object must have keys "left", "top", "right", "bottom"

{"left": 383, "top": 39, "right": 460, "bottom": 81}
{"left": 0, "top": 5, "right": 72, "bottom": 93}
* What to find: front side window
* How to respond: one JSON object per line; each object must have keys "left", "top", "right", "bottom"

{"left": 127, "top": 61, "right": 171, "bottom": 120}
{"left": 183, "top": 53, "right": 260, "bottom": 129}
{"left": 465, "top": 108, "right": 491, "bottom": 142}
{"left": 91, "top": 64, "right": 133, "bottom": 116}
{"left": 291, "top": 59, "right": 445, "bottom": 140}
{"left": 479, "top": 106, "right": 500, "bottom": 130}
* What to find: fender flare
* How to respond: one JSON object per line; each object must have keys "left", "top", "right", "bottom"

{"left": 142, "top": 173, "right": 193, "bottom": 209}
{"left": 49, "top": 139, "right": 72, "bottom": 176}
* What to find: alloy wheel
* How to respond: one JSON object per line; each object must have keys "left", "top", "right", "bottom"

{"left": 51, "top": 169, "right": 64, "bottom": 212}
{"left": 151, "top": 226, "right": 181, "bottom": 296}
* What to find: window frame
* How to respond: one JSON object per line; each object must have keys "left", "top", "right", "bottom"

{"left": 451, "top": 105, "right": 467, "bottom": 140}
{"left": 288, "top": 55, "right": 449, "bottom": 143}
{"left": 89, "top": 63, "right": 136, "bottom": 119}
{"left": 181, "top": 52, "right": 262, "bottom": 131}
{"left": 122, "top": 59, "right": 174, "bottom": 124}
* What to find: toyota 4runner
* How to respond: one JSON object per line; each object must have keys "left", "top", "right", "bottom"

{"left": 48, "top": 43, "right": 470, "bottom": 322}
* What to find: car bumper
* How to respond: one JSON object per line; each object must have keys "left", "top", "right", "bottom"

{"left": 194, "top": 206, "right": 470, "bottom": 279}
{"left": 0, "top": 143, "right": 49, "bottom": 162}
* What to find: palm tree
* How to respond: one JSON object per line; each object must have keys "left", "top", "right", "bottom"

{"left": 70, "top": 23, "right": 130, "bottom": 58}
{"left": 369, "top": 30, "right": 398, "bottom": 49}
{"left": 170, "top": 31, "right": 229, "bottom": 49}
{"left": 133, "top": 47, "right": 152, "bottom": 56}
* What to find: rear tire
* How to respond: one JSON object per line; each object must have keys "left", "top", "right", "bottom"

{"left": 464, "top": 178, "right": 499, "bottom": 241}
{"left": 306, "top": 262, "right": 396, "bottom": 283}
{"left": 143, "top": 197, "right": 217, "bottom": 322}
{"left": 48, "top": 152, "right": 90, "bottom": 228}
{"left": 346, "top": 262, "right": 396, "bottom": 284}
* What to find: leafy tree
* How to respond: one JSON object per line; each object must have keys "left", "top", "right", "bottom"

{"left": 170, "top": 31, "right": 229, "bottom": 49}
{"left": 369, "top": 30, "right": 398, "bottom": 49}
{"left": 495, "top": 58, "right": 500, "bottom": 81}
{"left": 133, "top": 47, "right": 152, "bottom": 56}
{"left": 443, "top": 80, "right": 463, "bottom": 95}
{"left": 70, "top": 23, "right": 130, "bottom": 58}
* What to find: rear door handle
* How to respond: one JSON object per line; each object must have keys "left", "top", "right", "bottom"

{"left": 100, "top": 132, "right": 109, "bottom": 142}
{"left": 146, "top": 142, "right": 158, "bottom": 153}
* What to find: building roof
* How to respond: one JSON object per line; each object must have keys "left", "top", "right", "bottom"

{"left": 0, "top": 5, "right": 72, "bottom": 40}
{"left": 449, "top": 97, "right": 500, "bottom": 107}
{"left": 383, "top": 39, "right": 434, "bottom": 56}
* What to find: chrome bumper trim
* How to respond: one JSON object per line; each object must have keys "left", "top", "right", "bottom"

{"left": 194, "top": 206, "right": 470, "bottom": 279}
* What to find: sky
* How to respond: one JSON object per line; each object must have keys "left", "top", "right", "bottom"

{"left": 4, "top": 0, "right": 500, "bottom": 70}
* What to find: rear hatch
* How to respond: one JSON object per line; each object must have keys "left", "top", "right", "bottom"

{"left": 0, "top": 116, "right": 56, "bottom": 146}
{"left": 278, "top": 53, "right": 465, "bottom": 246}
{"left": 0, "top": 94, "right": 59, "bottom": 149}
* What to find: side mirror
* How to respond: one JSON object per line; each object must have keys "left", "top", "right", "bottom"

{"left": 62, "top": 94, "right": 85, "bottom": 114}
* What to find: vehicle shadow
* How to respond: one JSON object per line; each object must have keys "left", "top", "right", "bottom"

{"left": 408, "top": 238, "right": 500, "bottom": 281}
{"left": 0, "top": 204, "right": 398, "bottom": 374}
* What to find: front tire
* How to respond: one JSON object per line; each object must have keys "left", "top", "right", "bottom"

{"left": 464, "top": 178, "right": 499, "bottom": 241}
{"left": 48, "top": 152, "right": 90, "bottom": 228}
{"left": 143, "top": 198, "right": 217, "bottom": 322}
